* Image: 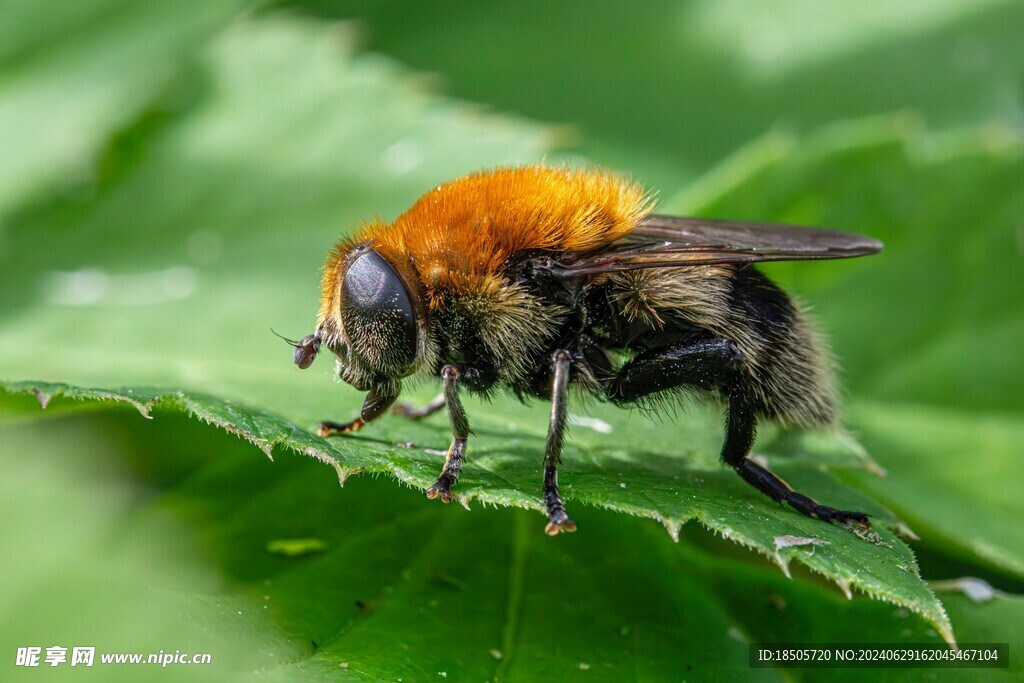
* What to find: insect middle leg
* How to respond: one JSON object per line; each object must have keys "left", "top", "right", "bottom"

{"left": 609, "top": 338, "right": 869, "bottom": 526}
{"left": 543, "top": 349, "right": 577, "bottom": 535}
{"left": 425, "top": 365, "right": 470, "bottom": 504}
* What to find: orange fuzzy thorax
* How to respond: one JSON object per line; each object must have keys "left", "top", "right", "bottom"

{"left": 322, "top": 165, "right": 653, "bottom": 315}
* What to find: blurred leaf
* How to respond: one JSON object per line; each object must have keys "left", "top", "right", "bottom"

{"left": 294, "top": 0, "right": 1024, "bottom": 186}
{"left": 0, "top": 0, "right": 253, "bottom": 216}
{"left": 0, "top": 411, "right": 285, "bottom": 682}
{"left": 846, "top": 401, "right": 1024, "bottom": 579}
{"left": 665, "top": 117, "right": 1024, "bottom": 413}
{"left": 0, "top": 17, "right": 551, "bottom": 381}
{"left": 6, "top": 411, "right": 1000, "bottom": 681}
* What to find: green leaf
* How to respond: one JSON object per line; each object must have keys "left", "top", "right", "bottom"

{"left": 0, "top": 0, "right": 252, "bottom": 216}
{"left": 305, "top": 0, "right": 1024, "bottom": 186}
{"left": 7, "top": 411, "right": 1000, "bottom": 681}
{"left": 0, "top": 412, "right": 277, "bottom": 683}
{"left": 846, "top": 401, "right": 1024, "bottom": 579}
{"left": 0, "top": 378, "right": 953, "bottom": 647}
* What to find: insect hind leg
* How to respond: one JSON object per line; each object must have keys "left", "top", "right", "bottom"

{"left": 607, "top": 337, "right": 742, "bottom": 403}
{"left": 723, "top": 388, "right": 870, "bottom": 526}
{"left": 608, "top": 338, "right": 870, "bottom": 527}
{"left": 392, "top": 393, "right": 445, "bottom": 420}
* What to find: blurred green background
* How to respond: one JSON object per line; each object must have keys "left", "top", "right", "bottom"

{"left": 1, "top": 1, "right": 1022, "bottom": 681}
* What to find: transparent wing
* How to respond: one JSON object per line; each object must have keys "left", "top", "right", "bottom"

{"left": 528, "top": 215, "right": 884, "bottom": 277}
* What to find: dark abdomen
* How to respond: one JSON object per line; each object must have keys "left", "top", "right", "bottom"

{"left": 725, "top": 267, "right": 837, "bottom": 427}
{"left": 593, "top": 265, "right": 837, "bottom": 427}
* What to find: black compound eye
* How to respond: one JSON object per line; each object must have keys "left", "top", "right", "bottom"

{"left": 341, "top": 250, "right": 418, "bottom": 373}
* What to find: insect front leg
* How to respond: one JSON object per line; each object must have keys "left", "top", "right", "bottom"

{"left": 609, "top": 337, "right": 870, "bottom": 527}
{"left": 318, "top": 386, "right": 397, "bottom": 437}
{"left": 543, "top": 349, "right": 577, "bottom": 535}
{"left": 425, "top": 365, "right": 470, "bottom": 504}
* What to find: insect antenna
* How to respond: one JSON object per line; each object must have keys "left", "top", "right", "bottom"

{"left": 270, "top": 328, "right": 304, "bottom": 348}
{"left": 273, "top": 328, "right": 321, "bottom": 369}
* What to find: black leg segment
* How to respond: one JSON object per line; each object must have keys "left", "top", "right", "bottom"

{"left": 608, "top": 338, "right": 741, "bottom": 403}
{"left": 721, "top": 389, "right": 869, "bottom": 525}
{"left": 609, "top": 338, "right": 870, "bottom": 527}
{"left": 318, "top": 386, "right": 397, "bottom": 437}
{"left": 426, "top": 365, "right": 471, "bottom": 504}
{"left": 543, "top": 349, "right": 577, "bottom": 535}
